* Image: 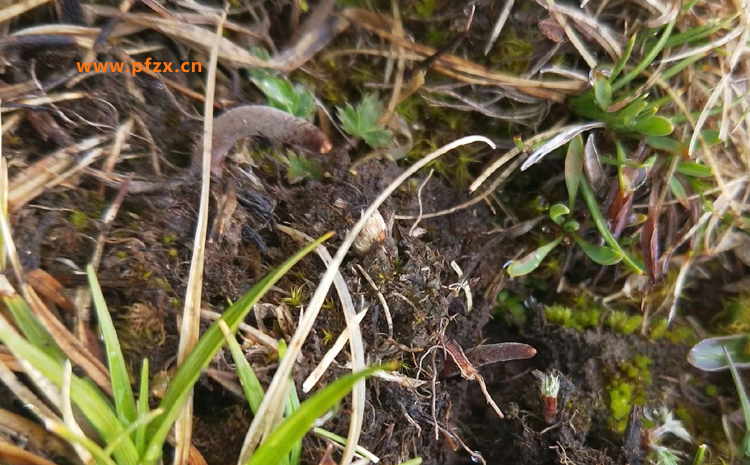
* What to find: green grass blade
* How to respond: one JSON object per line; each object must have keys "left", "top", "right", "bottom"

{"left": 0, "top": 315, "right": 139, "bottom": 465}
{"left": 609, "top": 34, "right": 636, "bottom": 82}
{"left": 665, "top": 14, "right": 739, "bottom": 48}
{"left": 102, "top": 408, "right": 164, "bottom": 458}
{"left": 218, "top": 320, "right": 265, "bottom": 413}
{"left": 143, "top": 232, "right": 333, "bottom": 465}
{"left": 723, "top": 346, "right": 750, "bottom": 456}
{"left": 136, "top": 358, "right": 150, "bottom": 456}
{"left": 2, "top": 291, "right": 65, "bottom": 363}
{"left": 87, "top": 265, "right": 137, "bottom": 428}
{"left": 312, "top": 427, "right": 379, "bottom": 463}
{"left": 611, "top": 21, "right": 675, "bottom": 92}
{"left": 279, "top": 340, "right": 302, "bottom": 465}
{"left": 45, "top": 420, "right": 118, "bottom": 465}
{"left": 579, "top": 178, "right": 645, "bottom": 274}
{"left": 245, "top": 364, "right": 390, "bottom": 465}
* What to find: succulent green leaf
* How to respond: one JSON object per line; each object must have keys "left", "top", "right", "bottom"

{"left": 507, "top": 236, "right": 563, "bottom": 277}
{"left": 549, "top": 204, "right": 570, "bottom": 225}
{"left": 688, "top": 334, "right": 750, "bottom": 372}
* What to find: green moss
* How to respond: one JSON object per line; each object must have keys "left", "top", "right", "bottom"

{"left": 705, "top": 384, "right": 718, "bottom": 397}
{"left": 649, "top": 318, "right": 669, "bottom": 340}
{"left": 606, "top": 310, "right": 643, "bottom": 335}
{"left": 115, "top": 250, "right": 128, "bottom": 259}
{"left": 489, "top": 28, "right": 533, "bottom": 75}
{"left": 70, "top": 211, "right": 90, "bottom": 231}
{"left": 545, "top": 305, "right": 573, "bottom": 327}
{"left": 606, "top": 355, "right": 652, "bottom": 433}
{"left": 161, "top": 233, "right": 178, "bottom": 245}
{"left": 665, "top": 326, "right": 696, "bottom": 345}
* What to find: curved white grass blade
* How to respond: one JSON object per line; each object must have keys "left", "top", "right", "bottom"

{"left": 173, "top": 9, "right": 227, "bottom": 465}
{"left": 275, "top": 224, "right": 366, "bottom": 465}
{"left": 521, "top": 122, "right": 605, "bottom": 171}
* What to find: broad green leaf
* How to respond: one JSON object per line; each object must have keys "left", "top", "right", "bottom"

{"left": 645, "top": 136, "right": 685, "bottom": 156}
{"left": 676, "top": 161, "right": 712, "bottom": 178}
{"left": 0, "top": 315, "right": 139, "bottom": 465}
{"left": 632, "top": 115, "right": 674, "bottom": 136}
{"left": 143, "top": 233, "right": 333, "bottom": 465}
{"left": 245, "top": 364, "right": 390, "bottom": 465}
{"left": 701, "top": 129, "right": 721, "bottom": 146}
{"left": 549, "top": 204, "right": 569, "bottom": 225}
{"left": 579, "top": 178, "right": 646, "bottom": 274}
{"left": 88, "top": 265, "right": 137, "bottom": 428}
{"left": 251, "top": 75, "right": 315, "bottom": 119}
{"left": 507, "top": 236, "right": 563, "bottom": 277}
{"left": 569, "top": 232, "right": 623, "bottom": 265}
{"left": 565, "top": 135, "right": 584, "bottom": 211}
{"left": 338, "top": 94, "right": 393, "bottom": 149}
{"left": 687, "top": 334, "right": 750, "bottom": 372}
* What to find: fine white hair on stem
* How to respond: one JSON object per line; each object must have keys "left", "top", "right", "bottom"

{"left": 237, "top": 135, "right": 495, "bottom": 465}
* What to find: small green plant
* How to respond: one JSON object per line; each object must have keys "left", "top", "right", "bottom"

{"left": 282, "top": 152, "right": 323, "bottom": 184}
{"left": 338, "top": 94, "right": 393, "bottom": 149}
{"left": 283, "top": 285, "right": 310, "bottom": 308}
{"left": 644, "top": 407, "right": 693, "bottom": 465}
{"left": 606, "top": 310, "right": 643, "bottom": 335}
{"left": 507, "top": 137, "right": 627, "bottom": 277}
{"left": 248, "top": 48, "right": 315, "bottom": 120}
{"left": 606, "top": 355, "right": 652, "bottom": 432}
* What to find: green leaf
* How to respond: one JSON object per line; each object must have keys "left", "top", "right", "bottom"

{"left": 1, "top": 288, "right": 64, "bottom": 363}
{"left": 676, "top": 161, "right": 712, "bottom": 178}
{"left": 507, "top": 236, "right": 563, "bottom": 277}
{"left": 569, "top": 232, "right": 624, "bottom": 265}
{"left": 143, "top": 233, "right": 333, "bottom": 465}
{"left": 609, "top": 34, "right": 636, "bottom": 82}
{"left": 687, "top": 334, "right": 750, "bottom": 372}
{"left": 669, "top": 176, "right": 688, "bottom": 204}
{"left": 284, "top": 152, "right": 323, "bottom": 184}
{"left": 219, "top": 320, "right": 265, "bottom": 414}
{"left": 632, "top": 115, "right": 674, "bottom": 136}
{"left": 338, "top": 94, "right": 393, "bottom": 149}
{"left": 594, "top": 75, "right": 612, "bottom": 111}
{"left": 565, "top": 135, "right": 584, "bottom": 211}
{"left": 562, "top": 220, "right": 580, "bottom": 232}
{"left": 0, "top": 315, "right": 139, "bottom": 465}
{"left": 645, "top": 136, "right": 685, "bottom": 155}
{"left": 245, "top": 364, "right": 391, "bottom": 465}
{"left": 549, "top": 204, "right": 569, "bottom": 225}
{"left": 579, "top": 178, "right": 646, "bottom": 274}
{"left": 251, "top": 75, "right": 315, "bottom": 119}
{"left": 611, "top": 20, "right": 675, "bottom": 92}
{"left": 88, "top": 265, "right": 138, "bottom": 428}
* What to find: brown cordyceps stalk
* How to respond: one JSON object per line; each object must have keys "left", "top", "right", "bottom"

{"left": 533, "top": 370, "right": 561, "bottom": 424}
